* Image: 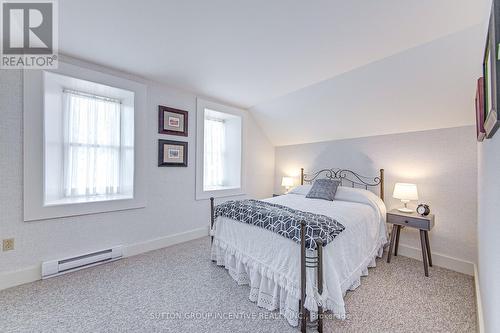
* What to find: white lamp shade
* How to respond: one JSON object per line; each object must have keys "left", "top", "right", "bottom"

{"left": 281, "top": 177, "right": 294, "bottom": 187}
{"left": 392, "top": 183, "right": 418, "bottom": 201}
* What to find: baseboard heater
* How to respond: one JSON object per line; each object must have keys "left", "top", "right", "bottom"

{"left": 42, "top": 245, "right": 124, "bottom": 279}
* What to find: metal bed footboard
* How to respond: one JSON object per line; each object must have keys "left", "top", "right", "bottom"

{"left": 209, "top": 198, "right": 324, "bottom": 333}
{"left": 300, "top": 221, "right": 324, "bottom": 333}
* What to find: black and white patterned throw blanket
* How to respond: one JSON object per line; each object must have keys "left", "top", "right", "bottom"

{"left": 214, "top": 199, "right": 345, "bottom": 250}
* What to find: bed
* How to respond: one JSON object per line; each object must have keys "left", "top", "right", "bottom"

{"left": 209, "top": 168, "right": 388, "bottom": 332}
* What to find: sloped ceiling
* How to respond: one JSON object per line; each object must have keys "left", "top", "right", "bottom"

{"left": 251, "top": 25, "right": 486, "bottom": 146}
{"left": 59, "top": 0, "right": 489, "bottom": 145}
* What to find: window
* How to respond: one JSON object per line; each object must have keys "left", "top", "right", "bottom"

{"left": 23, "top": 62, "right": 147, "bottom": 221}
{"left": 62, "top": 90, "right": 128, "bottom": 198}
{"left": 204, "top": 116, "right": 226, "bottom": 189}
{"left": 42, "top": 71, "right": 135, "bottom": 206}
{"left": 196, "top": 99, "right": 245, "bottom": 199}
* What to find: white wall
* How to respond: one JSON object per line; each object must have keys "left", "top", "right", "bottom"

{"left": 477, "top": 133, "right": 500, "bottom": 333}
{"left": 0, "top": 59, "right": 274, "bottom": 282}
{"left": 274, "top": 126, "right": 477, "bottom": 272}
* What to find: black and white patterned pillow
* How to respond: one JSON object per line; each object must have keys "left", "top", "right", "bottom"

{"left": 306, "top": 179, "right": 341, "bottom": 201}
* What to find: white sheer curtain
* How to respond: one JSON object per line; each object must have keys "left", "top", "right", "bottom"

{"left": 204, "top": 117, "right": 225, "bottom": 189}
{"left": 63, "top": 90, "right": 122, "bottom": 197}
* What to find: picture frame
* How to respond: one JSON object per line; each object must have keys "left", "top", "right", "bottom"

{"left": 158, "top": 140, "right": 188, "bottom": 167}
{"left": 476, "top": 77, "right": 486, "bottom": 142}
{"left": 158, "top": 105, "right": 188, "bottom": 136}
{"left": 483, "top": 1, "right": 500, "bottom": 138}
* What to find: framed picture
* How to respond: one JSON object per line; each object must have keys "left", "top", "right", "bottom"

{"left": 158, "top": 105, "right": 188, "bottom": 136}
{"left": 476, "top": 77, "right": 486, "bottom": 142}
{"left": 158, "top": 140, "right": 188, "bottom": 167}
{"left": 483, "top": 1, "right": 500, "bottom": 138}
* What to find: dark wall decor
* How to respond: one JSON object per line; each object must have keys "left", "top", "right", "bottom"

{"left": 476, "top": 77, "right": 486, "bottom": 142}
{"left": 158, "top": 105, "right": 188, "bottom": 136}
{"left": 158, "top": 139, "right": 188, "bottom": 167}
{"left": 483, "top": 0, "right": 500, "bottom": 138}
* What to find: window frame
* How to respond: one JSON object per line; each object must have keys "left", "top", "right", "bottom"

{"left": 195, "top": 98, "right": 246, "bottom": 200}
{"left": 23, "top": 60, "right": 147, "bottom": 221}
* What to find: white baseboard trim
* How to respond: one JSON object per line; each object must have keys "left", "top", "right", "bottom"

{"left": 474, "top": 264, "right": 485, "bottom": 333}
{"left": 0, "top": 227, "right": 209, "bottom": 291}
{"left": 0, "top": 265, "right": 40, "bottom": 291}
{"left": 396, "top": 244, "right": 474, "bottom": 276}
{"left": 125, "top": 227, "right": 209, "bottom": 257}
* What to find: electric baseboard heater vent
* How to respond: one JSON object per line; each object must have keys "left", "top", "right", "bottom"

{"left": 42, "top": 246, "right": 123, "bottom": 279}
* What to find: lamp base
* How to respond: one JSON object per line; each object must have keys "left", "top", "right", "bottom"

{"left": 397, "top": 207, "right": 414, "bottom": 213}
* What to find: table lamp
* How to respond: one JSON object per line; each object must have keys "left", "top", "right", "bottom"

{"left": 393, "top": 183, "right": 418, "bottom": 213}
{"left": 281, "top": 176, "right": 294, "bottom": 193}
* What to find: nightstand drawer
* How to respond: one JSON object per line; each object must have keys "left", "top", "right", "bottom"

{"left": 387, "top": 213, "right": 432, "bottom": 230}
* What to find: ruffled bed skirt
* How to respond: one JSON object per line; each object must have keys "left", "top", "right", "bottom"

{"left": 211, "top": 238, "right": 386, "bottom": 327}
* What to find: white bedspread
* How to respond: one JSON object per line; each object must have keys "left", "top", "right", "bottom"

{"left": 211, "top": 189, "right": 387, "bottom": 326}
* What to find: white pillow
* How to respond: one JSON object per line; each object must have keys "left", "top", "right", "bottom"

{"left": 288, "top": 184, "right": 312, "bottom": 195}
{"left": 289, "top": 185, "right": 386, "bottom": 221}
{"left": 334, "top": 187, "right": 387, "bottom": 220}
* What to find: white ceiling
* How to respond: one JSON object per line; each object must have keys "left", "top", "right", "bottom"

{"left": 252, "top": 25, "right": 485, "bottom": 145}
{"left": 59, "top": 0, "right": 489, "bottom": 146}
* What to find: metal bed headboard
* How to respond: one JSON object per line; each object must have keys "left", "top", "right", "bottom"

{"left": 300, "top": 168, "right": 385, "bottom": 201}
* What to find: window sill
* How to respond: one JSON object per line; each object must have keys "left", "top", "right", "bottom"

{"left": 25, "top": 195, "right": 145, "bottom": 221}
{"left": 44, "top": 194, "right": 133, "bottom": 207}
{"left": 196, "top": 187, "right": 245, "bottom": 200}
{"left": 203, "top": 185, "right": 240, "bottom": 191}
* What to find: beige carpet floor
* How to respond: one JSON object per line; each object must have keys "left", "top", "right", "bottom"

{"left": 0, "top": 237, "right": 476, "bottom": 332}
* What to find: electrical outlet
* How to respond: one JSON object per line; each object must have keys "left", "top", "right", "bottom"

{"left": 2, "top": 238, "right": 14, "bottom": 251}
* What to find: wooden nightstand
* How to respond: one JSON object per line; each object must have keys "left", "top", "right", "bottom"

{"left": 386, "top": 209, "right": 435, "bottom": 277}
